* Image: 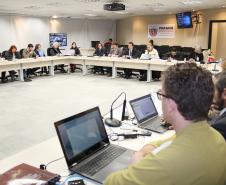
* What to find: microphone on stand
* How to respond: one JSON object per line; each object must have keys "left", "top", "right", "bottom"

{"left": 105, "top": 92, "right": 127, "bottom": 127}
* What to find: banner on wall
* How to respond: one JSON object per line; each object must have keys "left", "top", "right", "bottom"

{"left": 148, "top": 24, "right": 175, "bottom": 38}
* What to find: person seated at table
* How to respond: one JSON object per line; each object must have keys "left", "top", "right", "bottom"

{"left": 1, "top": 45, "right": 21, "bottom": 83}
{"left": 104, "top": 38, "right": 113, "bottom": 55}
{"left": 93, "top": 43, "right": 106, "bottom": 74}
{"left": 209, "top": 71, "right": 226, "bottom": 140}
{"left": 106, "top": 42, "right": 123, "bottom": 76}
{"left": 108, "top": 42, "right": 123, "bottom": 57}
{"left": 104, "top": 62, "right": 226, "bottom": 185}
{"left": 70, "top": 42, "right": 81, "bottom": 73}
{"left": 123, "top": 42, "right": 141, "bottom": 79}
{"left": 139, "top": 42, "right": 160, "bottom": 81}
{"left": 190, "top": 45, "right": 204, "bottom": 63}
{"left": 22, "top": 44, "right": 37, "bottom": 58}
{"left": 21, "top": 44, "right": 38, "bottom": 80}
{"left": 34, "top": 44, "right": 49, "bottom": 75}
{"left": 164, "top": 47, "right": 182, "bottom": 61}
{"left": 49, "top": 42, "right": 67, "bottom": 73}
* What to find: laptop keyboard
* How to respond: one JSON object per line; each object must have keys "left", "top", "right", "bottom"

{"left": 142, "top": 118, "right": 167, "bottom": 133}
{"left": 75, "top": 145, "right": 126, "bottom": 176}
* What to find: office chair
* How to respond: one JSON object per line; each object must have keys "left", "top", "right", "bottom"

{"left": 158, "top": 45, "right": 170, "bottom": 59}
{"left": 170, "top": 46, "right": 182, "bottom": 52}
{"left": 1, "top": 50, "right": 18, "bottom": 81}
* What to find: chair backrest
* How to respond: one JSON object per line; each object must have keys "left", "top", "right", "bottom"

{"left": 47, "top": 48, "right": 51, "bottom": 56}
{"left": 137, "top": 45, "right": 147, "bottom": 54}
{"left": 170, "top": 46, "right": 182, "bottom": 52}
{"left": 182, "top": 47, "right": 194, "bottom": 53}
{"left": 1, "top": 50, "right": 7, "bottom": 58}
{"left": 158, "top": 45, "right": 170, "bottom": 59}
{"left": 20, "top": 49, "right": 25, "bottom": 58}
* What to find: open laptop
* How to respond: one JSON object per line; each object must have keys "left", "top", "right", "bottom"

{"left": 140, "top": 53, "right": 151, "bottom": 60}
{"left": 54, "top": 107, "right": 134, "bottom": 183}
{"left": 130, "top": 94, "right": 168, "bottom": 133}
{"left": 61, "top": 49, "right": 75, "bottom": 56}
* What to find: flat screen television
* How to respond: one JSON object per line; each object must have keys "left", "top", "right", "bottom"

{"left": 176, "top": 12, "right": 193, "bottom": 29}
{"left": 49, "top": 33, "right": 67, "bottom": 46}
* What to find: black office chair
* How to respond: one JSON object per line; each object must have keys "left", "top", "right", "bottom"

{"left": 158, "top": 45, "right": 170, "bottom": 59}
{"left": 182, "top": 47, "right": 194, "bottom": 60}
{"left": 154, "top": 45, "right": 159, "bottom": 51}
{"left": 170, "top": 46, "right": 182, "bottom": 52}
{"left": 47, "top": 48, "right": 51, "bottom": 56}
{"left": 0, "top": 51, "right": 18, "bottom": 82}
{"left": 137, "top": 45, "right": 147, "bottom": 54}
{"left": 19, "top": 49, "right": 25, "bottom": 58}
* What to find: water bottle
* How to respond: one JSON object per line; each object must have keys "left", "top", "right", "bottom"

{"left": 196, "top": 56, "right": 199, "bottom": 62}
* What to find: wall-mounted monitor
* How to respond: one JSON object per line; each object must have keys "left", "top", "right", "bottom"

{"left": 49, "top": 33, "right": 67, "bottom": 47}
{"left": 176, "top": 12, "right": 193, "bottom": 29}
{"left": 91, "top": 41, "right": 100, "bottom": 48}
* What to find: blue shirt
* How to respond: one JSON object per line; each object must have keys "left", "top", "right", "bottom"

{"left": 37, "top": 50, "right": 45, "bottom": 57}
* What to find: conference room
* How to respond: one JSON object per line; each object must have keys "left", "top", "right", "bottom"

{"left": 0, "top": 0, "right": 226, "bottom": 185}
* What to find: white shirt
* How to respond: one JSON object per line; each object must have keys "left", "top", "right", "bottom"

{"left": 146, "top": 48, "right": 159, "bottom": 59}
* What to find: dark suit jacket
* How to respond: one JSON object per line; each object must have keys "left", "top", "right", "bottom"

{"left": 71, "top": 47, "right": 81, "bottom": 56}
{"left": 123, "top": 47, "right": 141, "bottom": 59}
{"left": 212, "top": 111, "right": 226, "bottom": 140}
{"left": 94, "top": 48, "right": 106, "bottom": 56}
{"left": 3, "top": 51, "right": 21, "bottom": 60}
{"left": 49, "top": 47, "right": 61, "bottom": 56}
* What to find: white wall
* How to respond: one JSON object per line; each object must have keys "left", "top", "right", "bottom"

{"left": 0, "top": 15, "right": 116, "bottom": 52}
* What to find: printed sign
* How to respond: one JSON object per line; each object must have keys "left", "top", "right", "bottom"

{"left": 148, "top": 24, "right": 175, "bottom": 38}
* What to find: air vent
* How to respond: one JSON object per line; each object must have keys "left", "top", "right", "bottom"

{"left": 46, "top": 2, "right": 64, "bottom": 6}
{"left": 24, "top": 6, "right": 42, "bottom": 10}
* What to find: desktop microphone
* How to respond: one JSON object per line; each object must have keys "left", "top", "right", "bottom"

{"left": 105, "top": 92, "right": 127, "bottom": 127}
{"left": 121, "top": 99, "right": 128, "bottom": 121}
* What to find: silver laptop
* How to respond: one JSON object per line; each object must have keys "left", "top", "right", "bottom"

{"left": 61, "top": 49, "right": 75, "bottom": 56}
{"left": 54, "top": 107, "right": 134, "bottom": 183}
{"left": 130, "top": 94, "right": 168, "bottom": 133}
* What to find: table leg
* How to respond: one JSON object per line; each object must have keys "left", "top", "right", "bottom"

{"left": 50, "top": 61, "right": 54, "bottom": 76}
{"left": 82, "top": 65, "right": 87, "bottom": 75}
{"left": 147, "top": 68, "right": 151, "bottom": 83}
{"left": 112, "top": 66, "right": 117, "bottom": 79}
{"left": 19, "top": 67, "right": 24, "bottom": 82}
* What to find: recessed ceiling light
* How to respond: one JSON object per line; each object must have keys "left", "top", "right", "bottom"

{"left": 222, "top": 5, "right": 226, "bottom": 8}
{"left": 84, "top": 13, "right": 97, "bottom": 16}
{"left": 52, "top": 15, "right": 58, "bottom": 19}
{"left": 153, "top": 8, "right": 166, "bottom": 12}
{"left": 114, "top": 11, "right": 129, "bottom": 14}
{"left": 181, "top": 0, "right": 202, "bottom": 5}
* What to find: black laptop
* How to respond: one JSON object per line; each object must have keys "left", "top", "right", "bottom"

{"left": 54, "top": 107, "right": 134, "bottom": 183}
{"left": 130, "top": 94, "right": 168, "bottom": 133}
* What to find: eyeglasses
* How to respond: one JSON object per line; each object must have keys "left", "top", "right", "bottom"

{"left": 156, "top": 90, "right": 173, "bottom": 101}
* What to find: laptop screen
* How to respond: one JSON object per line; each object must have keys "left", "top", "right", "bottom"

{"left": 130, "top": 94, "right": 158, "bottom": 123}
{"left": 54, "top": 107, "right": 109, "bottom": 167}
